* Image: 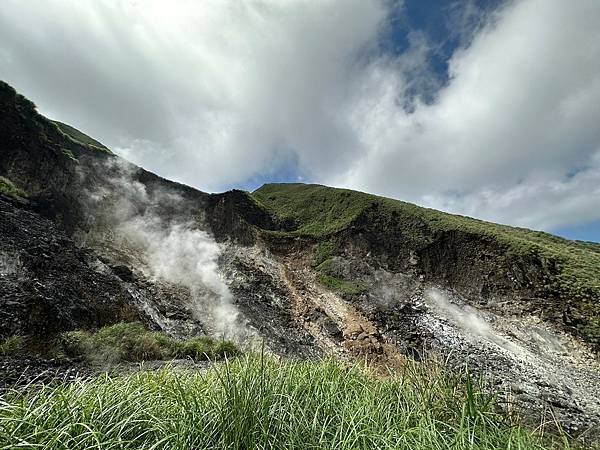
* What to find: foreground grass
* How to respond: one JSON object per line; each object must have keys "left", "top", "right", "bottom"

{"left": 0, "top": 355, "right": 568, "bottom": 449}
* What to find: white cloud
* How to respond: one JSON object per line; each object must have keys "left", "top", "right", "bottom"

{"left": 0, "top": 0, "right": 386, "bottom": 190}
{"left": 423, "top": 155, "right": 600, "bottom": 230}
{"left": 334, "top": 0, "right": 600, "bottom": 230}
{"left": 0, "top": 0, "right": 599, "bottom": 232}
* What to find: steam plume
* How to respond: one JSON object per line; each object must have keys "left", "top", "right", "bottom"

{"left": 80, "top": 157, "right": 247, "bottom": 341}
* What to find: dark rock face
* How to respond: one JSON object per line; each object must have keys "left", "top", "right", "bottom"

{"left": 334, "top": 210, "right": 566, "bottom": 335}
{"left": 0, "top": 81, "right": 88, "bottom": 234}
{"left": 205, "top": 189, "right": 282, "bottom": 245}
{"left": 0, "top": 196, "right": 139, "bottom": 342}
{"left": 343, "top": 209, "right": 529, "bottom": 301}
{"left": 416, "top": 230, "right": 558, "bottom": 300}
{"left": 220, "top": 248, "right": 321, "bottom": 359}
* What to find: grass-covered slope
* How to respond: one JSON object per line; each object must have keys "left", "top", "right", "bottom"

{"left": 0, "top": 356, "right": 566, "bottom": 449}
{"left": 0, "top": 80, "right": 124, "bottom": 233}
{"left": 252, "top": 183, "right": 600, "bottom": 346}
{"left": 0, "top": 81, "right": 112, "bottom": 160}
{"left": 252, "top": 184, "right": 596, "bottom": 251}
{"left": 53, "top": 120, "right": 113, "bottom": 154}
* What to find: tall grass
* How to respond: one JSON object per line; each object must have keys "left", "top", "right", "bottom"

{"left": 0, "top": 355, "right": 568, "bottom": 449}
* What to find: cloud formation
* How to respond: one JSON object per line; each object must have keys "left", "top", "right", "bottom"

{"left": 0, "top": 0, "right": 387, "bottom": 189}
{"left": 336, "top": 0, "right": 600, "bottom": 230}
{"left": 0, "top": 0, "right": 599, "bottom": 232}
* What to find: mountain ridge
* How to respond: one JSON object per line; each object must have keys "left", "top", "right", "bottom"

{"left": 2, "top": 80, "right": 600, "bottom": 437}
{"left": 255, "top": 181, "right": 600, "bottom": 247}
{"left": 1, "top": 79, "right": 599, "bottom": 350}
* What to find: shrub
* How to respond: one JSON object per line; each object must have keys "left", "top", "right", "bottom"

{"left": 60, "top": 322, "right": 237, "bottom": 363}
{"left": 0, "top": 336, "right": 27, "bottom": 356}
{"left": 60, "top": 330, "right": 92, "bottom": 358}
{"left": 212, "top": 340, "right": 240, "bottom": 358}
{"left": 177, "top": 336, "right": 240, "bottom": 360}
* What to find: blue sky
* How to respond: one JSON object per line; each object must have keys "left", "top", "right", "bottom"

{"left": 554, "top": 221, "right": 600, "bottom": 243}
{"left": 385, "top": 0, "right": 501, "bottom": 83}
{"left": 1, "top": 0, "right": 598, "bottom": 242}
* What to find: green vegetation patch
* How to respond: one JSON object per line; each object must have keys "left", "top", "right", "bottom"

{"left": 318, "top": 273, "right": 367, "bottom": 296}
{"left": 252, "top": 183, "right": 375, "bottom": 237}
{"left": 0, "top": 355, "right": 568, "bottom": 449}
{"left": 0, "top": 176, "right": 27, "bottom": 199}
{"left": 313, "top": 240, "right": 338, "bottom": 267}
{"left": 313, "top": 248, "right": 367, "bottom": 297}
{"left": 0, "top": 81, "right": 37, "bottom": 116}
{"left": 61, "top": 322, "right": 238, "bottom": 363}
{"left": 0, "top": 323, "right": 238, "bottom": 363}
{"left": 0, "top": 336, "right": 27, "bottom": 356}
{"left": 61, "top": 147, "right": 78, "bottom": 162}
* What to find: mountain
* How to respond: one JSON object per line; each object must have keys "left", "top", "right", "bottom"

{"left": 1, "top": 80, "right": 600, "bottom": 438}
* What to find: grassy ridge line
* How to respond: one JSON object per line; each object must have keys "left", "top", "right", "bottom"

{"left": 1, "top": 81, "right": 112, "bottom": 161}
{"left": 251, "top": 183, "right": 598, "bottom": 251}
{"left": 0, "top": 355, "right": 568, "bottom": 449}
{"left": 52, "top": 120, "right": 113, "bottom": 155}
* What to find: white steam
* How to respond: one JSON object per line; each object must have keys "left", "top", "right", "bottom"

{"left": 426, "top": 288, "right": 491, "bottom": 336}
{"left": 425, "top": 288, "right": 524, "bottom": 355}
{"left": 119, "top": 217, "right": 239, "bottom": 338}
{"left": 82, "top": 157, "right": 247, "bottom": 342}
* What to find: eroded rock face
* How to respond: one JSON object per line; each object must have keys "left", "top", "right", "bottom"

{"left": 0, "top": 196, "right": 139, "bottom": 341}
{"left": 248, "top": 247, "right": 600, "bottom": 439}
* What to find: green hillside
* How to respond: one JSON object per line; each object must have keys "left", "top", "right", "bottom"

{"left": 0, "top": 176, "right": 27, "bottom": 199}
{"left": 252, "top": 183, "right": 600, "bottom": 347}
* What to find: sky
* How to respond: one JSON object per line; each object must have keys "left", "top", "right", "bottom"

{"left": 0, "top": 0, "right": 599, "bottom": 242}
